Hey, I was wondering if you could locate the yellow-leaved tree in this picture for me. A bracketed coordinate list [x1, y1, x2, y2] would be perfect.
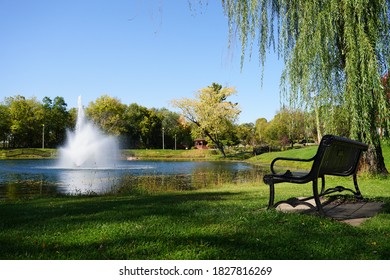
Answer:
[172, 83, 240, 157]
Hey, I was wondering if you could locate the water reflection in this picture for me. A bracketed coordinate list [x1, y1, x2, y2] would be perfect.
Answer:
[58, 169, 120, 194]
[0, 159, 264, 199]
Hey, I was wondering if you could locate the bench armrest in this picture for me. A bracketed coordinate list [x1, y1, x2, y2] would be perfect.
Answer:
[270, 156, 316, 174]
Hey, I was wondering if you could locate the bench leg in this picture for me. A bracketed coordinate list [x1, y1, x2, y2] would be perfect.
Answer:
[353, 173, 363, 199]
[312, 179, 325, 215]
[320, 176, 325, 195]
[268, 182, 275, 209]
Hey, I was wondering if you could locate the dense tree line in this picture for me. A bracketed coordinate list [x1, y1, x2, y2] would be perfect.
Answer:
[0, 93, 284, 150]
[1, 92, 385, 153]
[0, 95, 195, 150]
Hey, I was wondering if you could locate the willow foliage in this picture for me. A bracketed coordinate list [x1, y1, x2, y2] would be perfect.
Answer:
[222, 0, 390, 173]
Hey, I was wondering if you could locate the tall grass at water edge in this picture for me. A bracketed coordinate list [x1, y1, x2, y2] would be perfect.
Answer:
[115, 169, 264, 195]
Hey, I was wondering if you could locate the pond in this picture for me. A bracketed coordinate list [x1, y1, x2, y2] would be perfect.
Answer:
[0, 159, 264, 199]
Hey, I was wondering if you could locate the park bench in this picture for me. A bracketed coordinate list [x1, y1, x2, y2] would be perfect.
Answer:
[263, 134, 368, 215]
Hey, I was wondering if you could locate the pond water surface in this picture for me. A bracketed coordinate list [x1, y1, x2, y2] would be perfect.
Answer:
[0, 159, 264, 199]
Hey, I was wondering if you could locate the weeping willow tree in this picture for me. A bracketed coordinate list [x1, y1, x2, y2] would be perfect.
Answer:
[221, 0, 390, 174]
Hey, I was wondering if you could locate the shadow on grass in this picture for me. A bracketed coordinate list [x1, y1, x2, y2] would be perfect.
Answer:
[1, 192, 390, 260]
[0, 192, 236, 227]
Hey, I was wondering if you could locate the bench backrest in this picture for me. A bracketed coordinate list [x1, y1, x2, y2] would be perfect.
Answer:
[311, 135, 368, 177]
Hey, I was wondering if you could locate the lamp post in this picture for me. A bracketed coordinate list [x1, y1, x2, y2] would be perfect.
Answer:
[42, 124, 45, 149]
[162, 127, 165, 150]
[174, 134, 177, 150]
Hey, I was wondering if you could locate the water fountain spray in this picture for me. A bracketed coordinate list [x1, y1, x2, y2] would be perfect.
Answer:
[57, 96, 119, 168]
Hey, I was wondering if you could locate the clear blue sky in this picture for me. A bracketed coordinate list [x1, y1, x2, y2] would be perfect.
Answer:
[0, 0, 284, 124]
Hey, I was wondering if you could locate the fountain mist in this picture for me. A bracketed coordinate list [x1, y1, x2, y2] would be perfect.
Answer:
[58, 96, 119, 168]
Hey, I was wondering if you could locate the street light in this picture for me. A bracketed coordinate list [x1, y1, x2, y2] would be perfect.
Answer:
[42, 124, 45, 149]
[162, 127, 165, 150]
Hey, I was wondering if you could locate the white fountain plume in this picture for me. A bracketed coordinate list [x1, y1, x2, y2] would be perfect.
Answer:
[58, 96, 119, 168]
[75, 95, 85, 133]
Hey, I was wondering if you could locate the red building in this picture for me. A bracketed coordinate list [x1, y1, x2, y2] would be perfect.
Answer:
[194, 139, 208, 149]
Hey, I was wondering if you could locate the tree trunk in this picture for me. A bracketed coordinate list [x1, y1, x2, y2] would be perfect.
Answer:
[314, 98, 322, 143]
[360, 96, 389, 175]
[216, 144, 226, 158]
[362, 136, 388, 175]
[204, 131, 226, 158]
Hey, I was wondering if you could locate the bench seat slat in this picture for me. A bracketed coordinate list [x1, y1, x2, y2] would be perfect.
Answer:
[264, 171, 311, 184]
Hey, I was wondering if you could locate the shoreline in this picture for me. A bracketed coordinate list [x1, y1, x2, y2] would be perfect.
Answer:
[0, 148, 250, 161]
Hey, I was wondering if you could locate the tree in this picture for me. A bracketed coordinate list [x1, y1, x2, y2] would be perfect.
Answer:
[6, 96, 44, 148]
[124, 103, 147, 148]
[0, 104, 11, 147]
[263, 111, 289, 148]
[222, 0, 390, 174]
[155, 108, 193, 149]
[123, 103, 162, 149]
[139, 108, 162, 148]
[314, 103, 350, 141]
[42, 96, 70, 147]
[254, 118, 268, 145]
[172, 82, 240, 157]
[236, 122, 255, 146]
[263, 108, 306, 148]
[86, 95, 127, 136]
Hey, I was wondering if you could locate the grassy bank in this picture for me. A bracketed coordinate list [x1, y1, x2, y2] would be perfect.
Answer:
[248, 141, 390, 171]
[0, 148, 220, 160]
[122, 149, 220, 161]
[2, 140, 389, 163]
[248, 146, 318, 170]
[0, 148, 57, 159]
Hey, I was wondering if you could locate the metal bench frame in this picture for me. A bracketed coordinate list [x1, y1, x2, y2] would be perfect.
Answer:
[263, 135, 368, 215]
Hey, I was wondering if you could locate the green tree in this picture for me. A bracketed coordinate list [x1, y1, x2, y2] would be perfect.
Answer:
[172, 82, 240, 157]
[263, 108, 306, 148]
[264, 111, 289, 148]
[236, 122, 255, 146]
[86, 95, 127, 136]
[67, 107, 78, 131]
[6, 96, 43, 148]
[123, 103, 162, 149]
[124, 103, 147, 148]
[139, 108, 162, 148]
[254, 118, 268, 145]
[222, 0, 390, 174]
[315, 103, 350, 141]
[156, 108, 192, 149]
[42, 96, 70, 147]
[0, 104, 11, 147]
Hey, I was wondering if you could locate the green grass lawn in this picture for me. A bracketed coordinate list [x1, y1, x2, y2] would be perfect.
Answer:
[1, 176, 389, 260]
[0, 142, 389, 260]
